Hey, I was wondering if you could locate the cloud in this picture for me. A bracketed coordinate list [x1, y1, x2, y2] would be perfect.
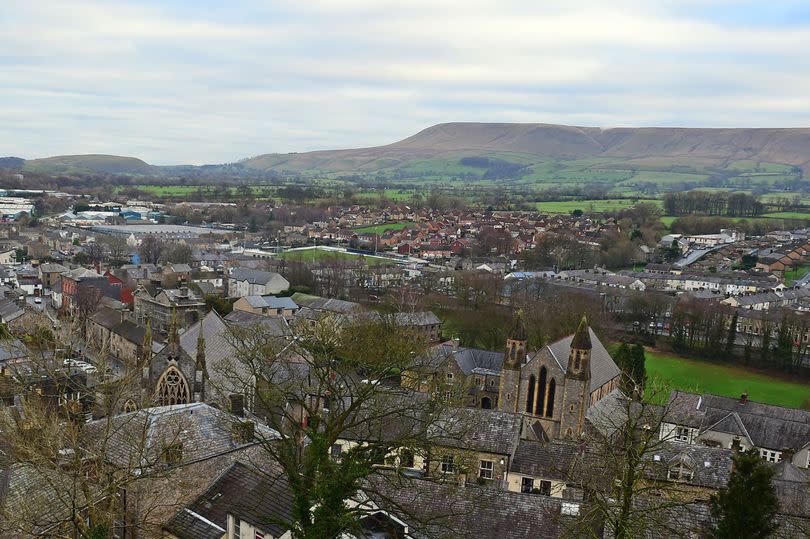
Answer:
[0, 0, 809, 164]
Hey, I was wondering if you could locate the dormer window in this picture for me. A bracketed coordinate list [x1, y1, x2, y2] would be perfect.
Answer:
[668, 461, 693, 482]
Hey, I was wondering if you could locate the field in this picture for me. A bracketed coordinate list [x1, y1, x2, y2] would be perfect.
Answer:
[354, 222, 416, 234]
[278, 247, 394, 265]
[644, 350, 810, 408]
[536, 198, 662, 214]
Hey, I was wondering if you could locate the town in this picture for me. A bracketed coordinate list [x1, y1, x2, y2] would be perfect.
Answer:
[0, 177, 805, 538]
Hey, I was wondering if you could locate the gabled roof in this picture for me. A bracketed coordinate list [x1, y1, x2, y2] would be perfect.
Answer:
[540, 328, 620, 393]
[164, 461, 293, 539]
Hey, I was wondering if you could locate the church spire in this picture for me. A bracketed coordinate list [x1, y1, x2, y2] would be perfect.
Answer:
[193, 317, 207, 403]
[168, 307, 180, 358]
[567, 315, 591, 380]
[571, 315, 592, 351]
[504, 310, 528, 369]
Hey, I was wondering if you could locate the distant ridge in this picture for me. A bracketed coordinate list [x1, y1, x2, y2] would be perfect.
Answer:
[242, 122, 810, 173]
[12, 123, 810, 176]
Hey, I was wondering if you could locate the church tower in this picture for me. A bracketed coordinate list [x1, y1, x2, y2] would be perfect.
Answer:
[498, 312, 527, 413]
[193, 325, 207, 403]
[560, 316, 592, 438]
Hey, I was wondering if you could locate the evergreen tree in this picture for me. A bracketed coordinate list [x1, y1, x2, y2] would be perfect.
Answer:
[724, 311, 738, 359]
[630, 344, 646, 390]
[710, 449, 779, 539]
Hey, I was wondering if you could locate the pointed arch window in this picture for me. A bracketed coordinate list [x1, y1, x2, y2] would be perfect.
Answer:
[535, 367, 547, 416]
[545, 378, 556, 417]
[574, 351, 581, 370]
[155, 366, 190, 406]
[526, 375, 536, 413]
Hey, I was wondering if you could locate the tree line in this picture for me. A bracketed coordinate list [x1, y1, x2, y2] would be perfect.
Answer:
[663, 191, 764, 217]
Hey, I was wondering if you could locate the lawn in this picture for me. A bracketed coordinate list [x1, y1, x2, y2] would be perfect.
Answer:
[784, 264, 810, 287]
[644, 349, 810, 408]
[279, 247, 394, 265]
[354, 222, 416, 234]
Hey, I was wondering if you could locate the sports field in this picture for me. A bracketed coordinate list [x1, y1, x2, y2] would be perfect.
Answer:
[354, 222, 415, 234]
[279, 247, 394, 265]
[645, 350, 810, 408]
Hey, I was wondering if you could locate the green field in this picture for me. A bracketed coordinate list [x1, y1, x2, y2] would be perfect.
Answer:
[354, 222, 416, 234]
[761, 211, 810, 220]
[645, 350, 810, 408]
[536, 199, 662, 214]
[279, 247, 394, 265]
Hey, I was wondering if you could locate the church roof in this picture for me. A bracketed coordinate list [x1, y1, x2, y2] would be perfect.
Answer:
[542, 328, 620, 394]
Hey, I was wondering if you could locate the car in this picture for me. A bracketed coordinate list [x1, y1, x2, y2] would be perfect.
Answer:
[34, 297, 42, 304]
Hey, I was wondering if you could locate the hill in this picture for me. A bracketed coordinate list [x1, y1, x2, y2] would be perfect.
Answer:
[242, 123, 810, 174]
[24, 154, 159, 175]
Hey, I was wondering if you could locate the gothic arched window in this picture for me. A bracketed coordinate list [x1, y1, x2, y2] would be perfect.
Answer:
[574, 351, 581, 370]
[526, 375, 536, 413]
[155, 366, 190, 406]
[535, 367, 547, 416]
[545, 378, 556, 418]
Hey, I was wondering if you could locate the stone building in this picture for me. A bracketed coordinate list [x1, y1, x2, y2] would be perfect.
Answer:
[133, 285, 205, 333]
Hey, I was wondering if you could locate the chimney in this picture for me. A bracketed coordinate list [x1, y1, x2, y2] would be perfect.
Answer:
[229, 393, 245, 417]
[739, 392, 748, 405]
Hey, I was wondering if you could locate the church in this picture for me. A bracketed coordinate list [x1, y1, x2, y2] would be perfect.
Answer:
[497, 315, 621, 440]
[413, 314, 622, 441]
[124, 309, 255, 413]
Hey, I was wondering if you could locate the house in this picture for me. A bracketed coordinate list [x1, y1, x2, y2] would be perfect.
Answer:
[133, 285, 206, 333]
[37, 262, 68, 290]
[659, 391, 810, 469]
[232, 295, 299, 318]
[227, 267, 289, 298]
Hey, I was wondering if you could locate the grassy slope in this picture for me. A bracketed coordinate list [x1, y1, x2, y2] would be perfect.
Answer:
[645, 349, 810, 408]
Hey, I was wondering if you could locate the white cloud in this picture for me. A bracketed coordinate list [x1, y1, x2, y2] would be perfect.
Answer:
[0, 0, 809, 164]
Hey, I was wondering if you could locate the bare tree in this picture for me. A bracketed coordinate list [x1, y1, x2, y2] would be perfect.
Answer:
[138, 235, 164, 264]
[214, 315, 469, 538]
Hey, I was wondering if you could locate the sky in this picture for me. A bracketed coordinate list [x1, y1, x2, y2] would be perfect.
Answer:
[2, 0, 810, 165]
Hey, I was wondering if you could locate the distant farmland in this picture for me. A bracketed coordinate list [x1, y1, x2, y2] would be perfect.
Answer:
[536, 199, 662, 214]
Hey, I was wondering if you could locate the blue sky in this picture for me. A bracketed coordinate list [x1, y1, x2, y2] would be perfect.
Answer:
[1, 0, 810, 165]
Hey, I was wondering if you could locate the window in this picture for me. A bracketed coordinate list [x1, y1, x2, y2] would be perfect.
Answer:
[759, 449, 781, 463]
[330, 444, 342, 459]
[545, 378, 556, 417]
[479, 460, 494, 480]
[537, 479, 552, 496]
[674, 426, 692, 443]
[521, 477, 534, 493]
[440, 455, 455, 474]
[445, 372, 454, 381]
[668, 462, 693, 482]
[155, 366, 190, 406]
[255, 532, 265, 539]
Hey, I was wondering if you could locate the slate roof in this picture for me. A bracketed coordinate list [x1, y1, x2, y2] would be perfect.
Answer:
[0, 298, 24, 323]
[164, 461, 293, 539]
[229, 267, 288, 288]
[365, 474, 578, 539]
[243, 295, 298, 310]
[290, 292, 363, 314]
[540, 327, 621, 394]
[645, 444, 734, 490]
[224, 310, 292, 337]
[510, 440, 585, 482]
[666, 391, 810, 451]
[429, 408, 522, 456]
[88, 403, 279, 472]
